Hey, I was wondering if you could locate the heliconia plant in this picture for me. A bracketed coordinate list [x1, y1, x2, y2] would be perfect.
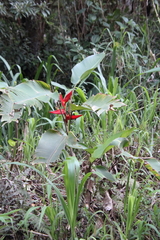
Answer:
[1, 53, 160, 239]
[35, 53, 131, 163]
[49, 90, 82, 126]
[33, 53, 133, 238]
[33, 53, 160, 179]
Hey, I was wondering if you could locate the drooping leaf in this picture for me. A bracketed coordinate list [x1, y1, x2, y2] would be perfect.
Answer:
[109, 137, 129, 149]
[90, 128, 135, 162]
[144, 158, 160, 173]
[82, 93, 126, 116]
[34, 130, 67, 163]
[144, 158, 160, 180]
[0, 80, 59, 122]
[51, 81, 68, 91]
[0, 94, 23, 122]
[9, 80, 57, 105]
[102, 137, 129, 154]
[71, 53, 105, 85]
[121, 150, 160, 180]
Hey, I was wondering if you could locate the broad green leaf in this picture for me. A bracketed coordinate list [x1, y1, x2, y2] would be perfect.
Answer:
[67, 131, 88, 149]
[9, 80, 57, 105]
[144, 158, 160, 173]
[90, 128, 135, 162]
[103, 137, 129, 153]
[83, 93, 126, 116]
[34, 130, 67, 163]
[109, 137, 129, 148]
[94, 166, 115, 181]
[70, 103, 91, 111]
[0, 82, 8, 89]
[71, 53, 105, 85]
[144, 158, 160, 180]
[63, 156, 80, 229]
[0, 80, 59, 122]
[0, 94, 23, 122]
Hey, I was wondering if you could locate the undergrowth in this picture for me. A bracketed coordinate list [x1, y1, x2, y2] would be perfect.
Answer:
[0, 16, 160, 240]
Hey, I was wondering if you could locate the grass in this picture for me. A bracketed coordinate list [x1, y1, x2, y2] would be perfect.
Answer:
[0, 21, 160, 240]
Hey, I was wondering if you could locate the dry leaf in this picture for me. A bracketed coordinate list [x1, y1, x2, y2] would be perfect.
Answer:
[103, 191, 113, 212]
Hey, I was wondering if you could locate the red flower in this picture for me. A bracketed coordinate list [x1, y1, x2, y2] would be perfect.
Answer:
[59, 90, 73, 107]
[50, 109, 82, 122]
[50, 91, 82, 124]
[49, 109, 66, 114]
[66, 114, 82, 121]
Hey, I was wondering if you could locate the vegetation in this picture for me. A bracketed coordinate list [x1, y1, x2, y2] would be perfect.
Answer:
[0, 0, 160, 240]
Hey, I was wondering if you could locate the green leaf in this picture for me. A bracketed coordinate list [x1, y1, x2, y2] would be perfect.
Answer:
[9, 80, 58, 105]
[146, 224, 160, 237]
[144, 158, 160, 180]
[70, 103, 91, 111]
[4, 162, 70, 230]
[0, 80, 59, 122]
[83, 93, 126, 116]
[8, 139, 16, 147]
[51, 81, 68, 90]
[109, 137, 129, 149]
[63, 156, 92, 234]
[75, 87, 86, 102]
[0, 94, 23, 122]
[94, 166, 115, 181]
[37, 80, 51, 90]
[71, 53, 105, 85]
[144, 158, 160, 173]
[0, 209, 21, 217]
[34, 130, 67, 163]
[140, 67, 160, 75]
[121, 151, 160, 180]
[0, 82, 8, 89]
[90, 128, 135, 162]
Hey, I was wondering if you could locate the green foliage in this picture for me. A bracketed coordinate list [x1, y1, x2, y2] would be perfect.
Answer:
[0, 209, 21, 227]
[0, 79, 58, 122]
[63, 156, 92, 239]
[35, 130, 67, 163]
[71, 53, 105, 85]
[0, 6, 160, 237]
[89, 128, 134, 163]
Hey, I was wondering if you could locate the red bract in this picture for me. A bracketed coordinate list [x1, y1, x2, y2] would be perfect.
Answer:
[50, 90, 82, 124]
[66, 114, 82, 121]
[49, 109, 66, 114]
[59, 90, 72, 107]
